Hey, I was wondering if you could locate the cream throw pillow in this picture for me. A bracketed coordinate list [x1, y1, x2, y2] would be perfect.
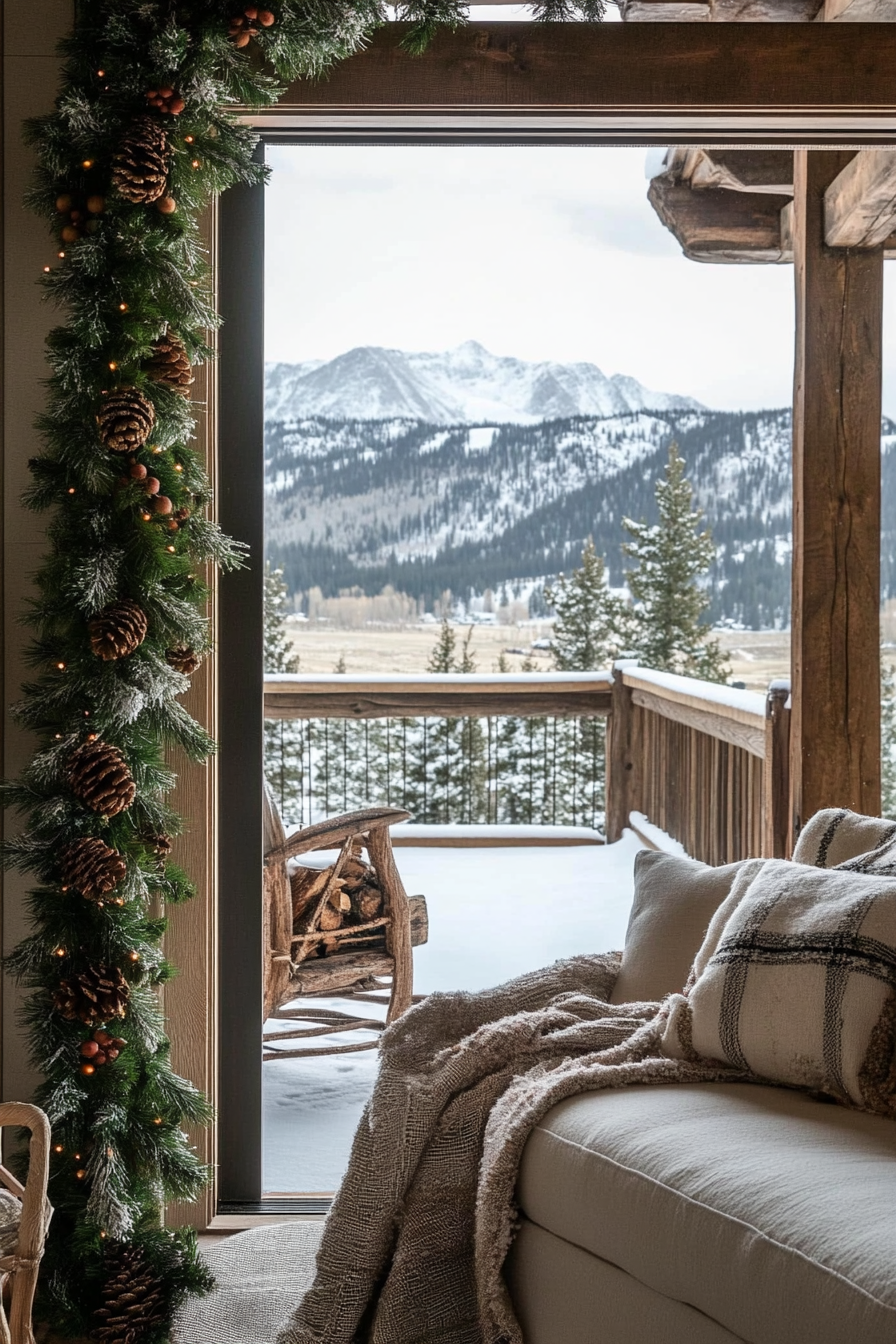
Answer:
[660, 859, 896, 1116]
[792, 808, 896, 870]
[609, 851, 747, 1005]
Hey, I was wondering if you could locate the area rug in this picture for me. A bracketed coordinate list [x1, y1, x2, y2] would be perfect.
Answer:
[172, 1222, 324, 1344]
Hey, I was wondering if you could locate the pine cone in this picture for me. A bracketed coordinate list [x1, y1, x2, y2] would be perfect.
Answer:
[89, 600, 149, 661]
[67, 740, 136, 818]
[53, 963, 130, 1025]
[97, 387, 155, 454]
[92, 1243, 167, 1344]
[142, 831, 173, 859]
[146, 329, 194, 397]
[111, 115, 170, 205]
[59, 837, 127, 900]
[165, 645, 201, 675]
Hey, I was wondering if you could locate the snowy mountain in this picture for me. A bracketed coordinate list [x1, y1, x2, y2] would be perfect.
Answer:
[265, 408, 896, 629]
[264, 341, 704, 425]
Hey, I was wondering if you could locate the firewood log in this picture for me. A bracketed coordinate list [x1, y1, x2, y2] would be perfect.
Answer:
[291, 866, 331, 924]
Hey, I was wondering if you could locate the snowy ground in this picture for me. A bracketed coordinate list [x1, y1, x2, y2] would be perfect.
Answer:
[263, 830, 643, 1193]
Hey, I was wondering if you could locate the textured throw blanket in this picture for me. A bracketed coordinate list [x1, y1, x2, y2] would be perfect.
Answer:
[277, 952, 744, 1344]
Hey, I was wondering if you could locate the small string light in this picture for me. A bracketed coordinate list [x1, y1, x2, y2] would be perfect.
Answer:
[76, 1168, 86, 1179]
[141, 511, 152, 521]
[97, 70, 105, 77]
[56, 661, 66, 670]
[53, 1144, 64, 1154]
[191, 159, 201, 169]
[74, 1153, 81, 1161]
[153, 1117, 163, 1126]
[43, 265, 51, 273]
[83, 709, 91, 717]
[184, 135, 194, 144]
[128, 951, 140, 962]
[82, 159, 93, 169]
[58, 251, 66, 259]
[118, 302, 128, 312]
[53, 946, 66, 957]
[173, 463, 183, 472]
[67, 486, 76, 494]
[108, 361, 117, 371]
[55, 734, 63, 741]
[152, 445, 163, 454]
[87, 732, 99, 742]
[166, 544, 176, 553]
[99, 1230, 106, 1239]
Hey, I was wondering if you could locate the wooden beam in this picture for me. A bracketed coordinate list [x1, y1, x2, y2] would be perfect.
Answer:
[647, 176, 791, 261]
[678, 148, 794, 194]
[790, 150, 882, 837]
[261, 24, 896, 142]
[825, 148, 896, 247]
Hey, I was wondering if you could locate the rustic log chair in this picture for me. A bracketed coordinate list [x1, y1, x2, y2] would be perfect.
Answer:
[0, 1103, 52, 1344]
[262, 787, 428, 1060]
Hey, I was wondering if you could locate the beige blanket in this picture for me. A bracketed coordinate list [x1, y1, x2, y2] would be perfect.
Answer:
[277, 953, 744, 1344]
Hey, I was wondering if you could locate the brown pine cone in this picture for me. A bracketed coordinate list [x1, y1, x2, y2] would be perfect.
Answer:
[165, 645, 201, 675]
[89, 600, 149, 661]
[59, 837, 127, 900]
[67, 740, 136, 818]
[146, 329, 194, 396]
[92, 1243, 167, 1344]
[53, 963, 130, 1025]
[97, 387, 155, 454]
[141, 831, 173, 861]
[111, 115, 170, 205]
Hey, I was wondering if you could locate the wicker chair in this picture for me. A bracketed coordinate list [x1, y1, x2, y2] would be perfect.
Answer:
[0, 1103, 52, 1344]
[262, 788, 427, 1060]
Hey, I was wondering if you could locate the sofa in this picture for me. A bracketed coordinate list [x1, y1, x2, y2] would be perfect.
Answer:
[505, 809, 896, 1344]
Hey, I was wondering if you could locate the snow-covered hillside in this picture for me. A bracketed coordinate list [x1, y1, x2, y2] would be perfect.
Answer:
[265, 340, 704, 425]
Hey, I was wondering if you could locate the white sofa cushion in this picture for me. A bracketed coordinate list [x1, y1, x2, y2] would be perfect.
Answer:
[609, 851, 748, 1005]
[515, 1081, 896, 1344]
[660, 859, 896, 1114]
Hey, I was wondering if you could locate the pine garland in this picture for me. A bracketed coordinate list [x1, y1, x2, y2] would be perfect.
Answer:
[3, 1, 603, 1338]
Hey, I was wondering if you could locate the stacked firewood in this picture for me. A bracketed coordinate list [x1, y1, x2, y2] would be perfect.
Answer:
[290, 842, 386, 959]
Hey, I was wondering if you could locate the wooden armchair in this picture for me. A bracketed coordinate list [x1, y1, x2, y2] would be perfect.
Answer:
[0, 1103, 52, 1344]
[262, 789, 428, 1059]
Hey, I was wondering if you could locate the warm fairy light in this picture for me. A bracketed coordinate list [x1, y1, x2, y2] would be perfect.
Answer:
[191, 159, 201, 169]
[43, 265, 51, 273]
[108, 361, 117, 371]
[56, 661, 66, 670]
[54, 946, 66, 957]
[53, 1144, 64, 1154]
[184, 135, 194, 143]
[99, 1230, 106, 1238]
[141, 511, 152, 521]
[55, 734, 63, 741]
[58, 251, 66, 259]
[83, 709, 91, 716]
[97, 70, 105, 77]
[128, 951, 140, 961]
[87, 732, 99, 741]
[76, 1168, 86, 1178]
[119, 303, 128, 311]
[68, 486, 76, 494]
[153, 1117, 163, 1125]
[166, 544, 176, 553]
[174, 463, 183, 472]
[74, 1153, 81, 1160]
[153, 446, 163, 454]
[80, 1065, 95, 1077]
[82, 160, 93, 169]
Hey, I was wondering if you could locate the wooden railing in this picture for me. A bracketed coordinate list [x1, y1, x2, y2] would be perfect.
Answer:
[264, 666, 792, 862]
[605, 663, 791, 863]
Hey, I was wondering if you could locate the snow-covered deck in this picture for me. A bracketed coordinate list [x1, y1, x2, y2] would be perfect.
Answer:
[263, 830, 643, 1194]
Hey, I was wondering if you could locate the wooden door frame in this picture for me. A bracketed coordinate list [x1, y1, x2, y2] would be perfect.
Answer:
[171, 22, 896, 1223]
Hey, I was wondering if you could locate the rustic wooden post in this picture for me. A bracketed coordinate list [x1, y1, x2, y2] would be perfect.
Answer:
[606, 661, 640, 842]
[790, 150, 883, 839]
[763, 679, 792, 859]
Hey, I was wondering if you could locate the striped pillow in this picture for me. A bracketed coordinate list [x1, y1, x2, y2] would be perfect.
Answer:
[660, 858, 896, 1116]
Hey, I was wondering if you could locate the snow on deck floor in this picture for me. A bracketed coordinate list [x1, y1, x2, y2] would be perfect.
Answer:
[262, 829, 643, 1194]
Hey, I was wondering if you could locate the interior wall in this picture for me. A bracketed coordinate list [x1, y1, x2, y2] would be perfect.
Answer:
[1, 0, 73, 1105]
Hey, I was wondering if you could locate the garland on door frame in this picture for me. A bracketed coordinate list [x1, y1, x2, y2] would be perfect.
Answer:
[3, 1, 603, 1338]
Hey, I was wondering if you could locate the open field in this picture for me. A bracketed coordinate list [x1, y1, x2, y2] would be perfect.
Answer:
[285, 621, 792, 691]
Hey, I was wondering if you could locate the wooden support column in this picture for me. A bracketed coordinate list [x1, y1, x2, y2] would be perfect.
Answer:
[790, 150, 883, 838]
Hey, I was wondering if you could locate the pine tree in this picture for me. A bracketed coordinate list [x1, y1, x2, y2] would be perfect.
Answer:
[623, 443, 730, 683]
[263, 564, 305, 828]
[881, 652, 896, 819]
[544, 538, 627, 672]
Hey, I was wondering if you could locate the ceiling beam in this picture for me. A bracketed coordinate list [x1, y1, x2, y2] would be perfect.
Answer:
[647, 176, 792, 260]
[259, 24, 896, 142]
[819, 0, 896, 18]
[669, 147, 794, 193]
[824, 148, 896, 246]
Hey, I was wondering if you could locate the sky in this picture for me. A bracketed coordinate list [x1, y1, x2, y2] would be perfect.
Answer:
[264, 138, 896, 417]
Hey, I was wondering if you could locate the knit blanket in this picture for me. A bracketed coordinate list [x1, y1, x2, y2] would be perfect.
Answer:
[277, 952, 744, 1344]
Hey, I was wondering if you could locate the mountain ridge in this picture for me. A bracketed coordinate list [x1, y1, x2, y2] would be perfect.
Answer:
[265, 340, 705, 426]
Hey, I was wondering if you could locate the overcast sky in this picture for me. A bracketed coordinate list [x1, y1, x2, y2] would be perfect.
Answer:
[265, 141, 896, 416]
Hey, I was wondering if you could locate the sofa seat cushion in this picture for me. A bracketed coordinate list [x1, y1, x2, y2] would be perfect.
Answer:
[515, 1082, 896, 1344]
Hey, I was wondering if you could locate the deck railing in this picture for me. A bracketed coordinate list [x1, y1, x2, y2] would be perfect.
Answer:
[264, 665, 792, 861]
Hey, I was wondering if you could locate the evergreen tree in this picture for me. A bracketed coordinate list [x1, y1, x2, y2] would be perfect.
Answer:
[623, 443, 730, 683]
[263, 564, 305, 828]
[881, 652, 896, 819]
[544, 537, 627, 671]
